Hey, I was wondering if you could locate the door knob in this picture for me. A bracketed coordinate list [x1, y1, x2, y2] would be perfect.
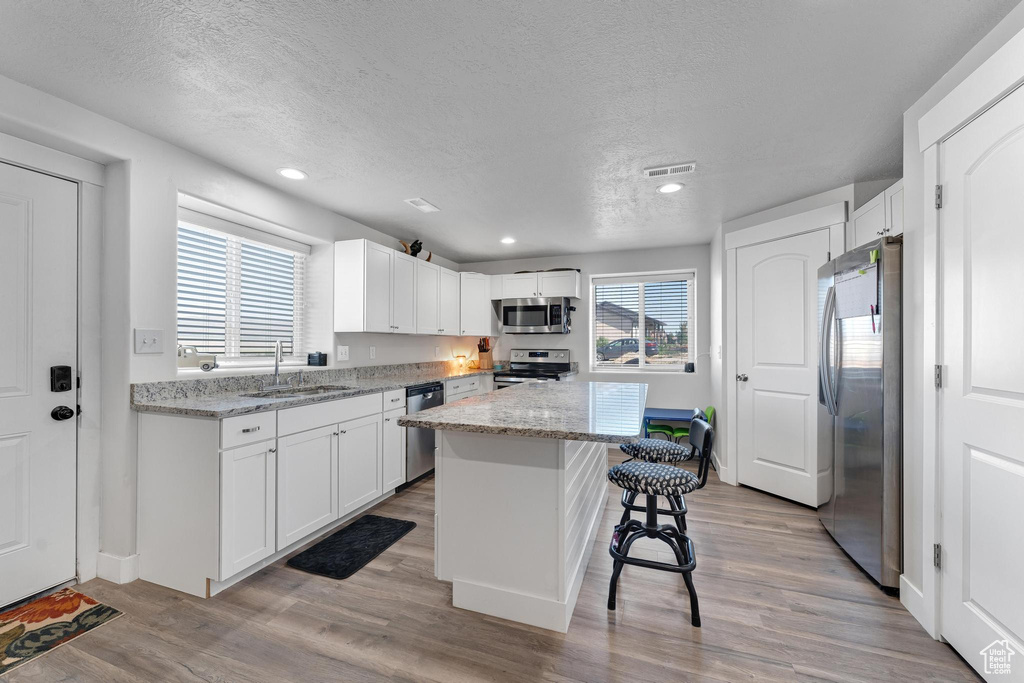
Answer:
[51, 405, 76, 421]
[736, 374, 748, 382]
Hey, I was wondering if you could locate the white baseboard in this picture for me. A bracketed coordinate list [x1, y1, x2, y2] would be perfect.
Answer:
[711, 449, 734, 485]
[899, 574, 938, 638]
[453, 578, 572, 633]
[96, 551, 140, 584]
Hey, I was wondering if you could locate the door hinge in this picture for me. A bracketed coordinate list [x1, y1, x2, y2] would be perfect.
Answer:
[935, 184, 943, 210]
[934, 364, 943, 389]
[933, 543, 942, 569]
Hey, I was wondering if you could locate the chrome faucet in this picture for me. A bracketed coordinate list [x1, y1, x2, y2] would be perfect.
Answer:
[259, 340, 294, 392]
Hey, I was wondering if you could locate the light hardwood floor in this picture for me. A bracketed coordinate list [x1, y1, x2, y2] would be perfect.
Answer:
[8, 451, 976, 682]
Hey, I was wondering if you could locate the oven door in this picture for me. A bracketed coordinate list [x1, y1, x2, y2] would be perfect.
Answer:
[501, 298, 554, 334]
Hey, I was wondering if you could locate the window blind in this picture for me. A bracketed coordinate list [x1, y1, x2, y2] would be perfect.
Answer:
[592, 272, 693, 370]
[177, 221, 306, 361]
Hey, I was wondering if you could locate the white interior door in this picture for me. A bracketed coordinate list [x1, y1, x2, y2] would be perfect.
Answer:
[938, 83, 1024, 679]
[0, 162, 78, 607]
[736, 229, 830, 506]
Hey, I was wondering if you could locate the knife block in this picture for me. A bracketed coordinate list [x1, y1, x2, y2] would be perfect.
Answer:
[478, 350, 493, 369]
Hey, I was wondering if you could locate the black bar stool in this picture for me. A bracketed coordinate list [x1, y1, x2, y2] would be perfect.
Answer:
[606, 418, 715, 627]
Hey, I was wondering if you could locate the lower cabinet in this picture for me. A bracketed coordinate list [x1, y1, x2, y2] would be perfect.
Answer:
[220, 440, 277, 579]
[276, 425, 338, 550]
[339, 413, 384, 514]
[383, 407, 407, 491]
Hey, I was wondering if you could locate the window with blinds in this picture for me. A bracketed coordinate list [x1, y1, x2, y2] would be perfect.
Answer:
[592, 272, 693, 370]
[177, 220, 307, 364]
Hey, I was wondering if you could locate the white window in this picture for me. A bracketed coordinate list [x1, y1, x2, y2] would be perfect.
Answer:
[591, 271, 694, 371]
[176, 208, 309, 369]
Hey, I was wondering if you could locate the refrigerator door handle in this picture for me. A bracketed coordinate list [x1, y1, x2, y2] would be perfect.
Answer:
[829, 289, 841, 415]
[820, 285, 838, 416]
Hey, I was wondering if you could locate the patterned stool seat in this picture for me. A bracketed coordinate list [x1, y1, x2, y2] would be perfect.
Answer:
[608, 461, 700, 497]
[619, 438, 691, 463]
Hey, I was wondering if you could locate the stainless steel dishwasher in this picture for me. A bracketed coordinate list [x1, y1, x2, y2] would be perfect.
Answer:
[405, 382, 444, 482]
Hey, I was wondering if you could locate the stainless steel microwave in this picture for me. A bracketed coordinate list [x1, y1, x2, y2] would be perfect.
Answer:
[500, 298, 573, 334]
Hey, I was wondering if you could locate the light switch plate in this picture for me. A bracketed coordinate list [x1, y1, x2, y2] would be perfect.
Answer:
[134, 328, 164, 354]
[336, 345, 350, 361]
[369, 345, 376, 360]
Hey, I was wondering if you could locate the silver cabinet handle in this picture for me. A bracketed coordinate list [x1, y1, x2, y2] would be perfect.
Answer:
[736, 374, 748, 382]
[385, 418, 391, 422]
[390, 397, 402, 403]
[339, 429, 347, 434]
[269, 447, 277, 453]
[241, 426, 260, 433]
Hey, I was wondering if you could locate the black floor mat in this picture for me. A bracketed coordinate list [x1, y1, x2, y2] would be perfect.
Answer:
[286, 515, 416, 580]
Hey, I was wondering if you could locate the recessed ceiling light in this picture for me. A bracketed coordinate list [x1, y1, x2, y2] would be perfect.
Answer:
[657, 182, 684, 194]
[404, 198, 441, 213]
[501, 237, 516, 244]
[276, 167, 307, 180]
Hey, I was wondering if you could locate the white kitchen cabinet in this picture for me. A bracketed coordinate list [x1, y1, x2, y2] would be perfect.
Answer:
[438, 267, 460, 335]
[339, 413, 384, 514]
[335, 239, 416, 334]
[538, 271, 581, 298]
[459, 272, 497, 336]
[383, 407, 406, 491]
[220, 440, 277, 579]
[275, 425, 338, 550]
[851, 179, 903, 248]
[501, 272, 540, 298]
[415, 260, 440, 335]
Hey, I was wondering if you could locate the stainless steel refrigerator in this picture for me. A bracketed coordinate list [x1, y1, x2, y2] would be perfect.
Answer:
[817, 237, 902, 590]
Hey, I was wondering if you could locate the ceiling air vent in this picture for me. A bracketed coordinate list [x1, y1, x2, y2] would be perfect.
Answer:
[404, 197, 441, 213]
[643, 162, 696, 179]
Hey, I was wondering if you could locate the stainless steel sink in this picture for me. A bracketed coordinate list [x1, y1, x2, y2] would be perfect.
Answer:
[242, 385, 357, 399]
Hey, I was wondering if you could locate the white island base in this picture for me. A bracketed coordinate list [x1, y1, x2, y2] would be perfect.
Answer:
[434, 431, 609, 632]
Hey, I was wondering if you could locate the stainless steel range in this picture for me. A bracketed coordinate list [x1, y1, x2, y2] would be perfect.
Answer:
[493, 348, 572, 389]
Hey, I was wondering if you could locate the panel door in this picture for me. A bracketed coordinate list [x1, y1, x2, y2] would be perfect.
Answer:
[938, 83, 1024, 679]
[416, 260, 440, 335]
[538, 271, 579, 298]
[220, 440, 276, 579]
[459, 272, 490, 336]
[365, 241, 393, 333]
[382, 408, 407, 491]
[392, 251, 417, 334]
[852, 193, 885, 249]
[438, 267, 461, 335]
[339, 413, 383, 514]
[501, 273, 538, 299]
[276, 425, 338, 550]
[0, 162, 78, 607]
[736, 229, 831, 506]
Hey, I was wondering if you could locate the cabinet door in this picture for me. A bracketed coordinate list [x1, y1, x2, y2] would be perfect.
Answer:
[460, 272, 492, 336]
[501, 273, 538, 299]
[537, 271, 579, 298]
[438, 267, 460, 335]
[276, 425, 338, 550]
[220, 441, 276, 579]
[339, 413, 383, 514]
[416, 260, 440, 334]
[383, 408, 406, 491]
[851, 192, 885, 249]
[365, 242, 394, 333]
[884, 179, 904, 237]
[392, 251, 417, 334]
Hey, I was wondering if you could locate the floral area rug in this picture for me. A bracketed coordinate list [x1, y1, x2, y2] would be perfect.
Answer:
[0, 587, 121, 675]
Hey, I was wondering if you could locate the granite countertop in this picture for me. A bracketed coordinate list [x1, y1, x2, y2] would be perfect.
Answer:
[131, 366, 495, 419]
[397, 380, 648, 444]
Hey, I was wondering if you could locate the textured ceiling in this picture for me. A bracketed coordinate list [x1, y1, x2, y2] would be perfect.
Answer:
[0, 1, 1016, 261]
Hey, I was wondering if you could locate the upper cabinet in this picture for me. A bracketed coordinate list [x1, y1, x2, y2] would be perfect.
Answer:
[495, 271, 581, 300]
[460, 272, 498, 336]
[851, 179, 903, 249]
[415, 260, 440, 335]
[335, 239, 415, 334]
[438, 268, 460, 335]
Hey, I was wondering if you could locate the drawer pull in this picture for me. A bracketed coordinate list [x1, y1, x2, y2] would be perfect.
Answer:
[339, 429, 347, 434]
[241, 426, 261, 433]
[390, 397, 402, 403]
[269, 447, 277, 453]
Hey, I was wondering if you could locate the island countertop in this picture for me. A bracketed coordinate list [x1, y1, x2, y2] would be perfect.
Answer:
[397, 380, 648, 443]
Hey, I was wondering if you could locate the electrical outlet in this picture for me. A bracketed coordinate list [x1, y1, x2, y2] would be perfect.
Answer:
[369, 345, 376, 360]
[336, 345, 349, 361]
[435, 346, 440, 358]
[134, 328, 164, 354]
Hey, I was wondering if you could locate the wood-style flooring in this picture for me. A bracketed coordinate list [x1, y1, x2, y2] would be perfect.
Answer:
[7, 452, 976, 682]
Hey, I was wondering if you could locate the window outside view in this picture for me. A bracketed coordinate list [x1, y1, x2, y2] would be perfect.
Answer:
[593, 276, 690, 369]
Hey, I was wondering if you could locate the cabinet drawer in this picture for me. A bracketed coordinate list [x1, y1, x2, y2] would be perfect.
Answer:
[446, 376, 480, 397]
[221, 411, 277, 450]
[278, 392, 383, 436]
[383, 389, 406, 410]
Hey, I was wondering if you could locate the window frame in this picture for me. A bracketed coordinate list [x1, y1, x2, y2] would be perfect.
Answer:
[175, 206, 312, 374]
[589, 269, 696, 373]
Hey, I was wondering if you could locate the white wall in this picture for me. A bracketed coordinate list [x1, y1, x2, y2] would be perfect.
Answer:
[709, 226, 726, 469]
[900, 0, 1024, 635]
[462, 245, 712, 409]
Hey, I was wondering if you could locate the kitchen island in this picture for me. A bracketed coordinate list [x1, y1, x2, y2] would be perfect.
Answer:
[398, 380, 648, 632]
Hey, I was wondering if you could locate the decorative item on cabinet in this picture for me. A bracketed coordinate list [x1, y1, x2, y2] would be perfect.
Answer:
[399, 239, 433, 262]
